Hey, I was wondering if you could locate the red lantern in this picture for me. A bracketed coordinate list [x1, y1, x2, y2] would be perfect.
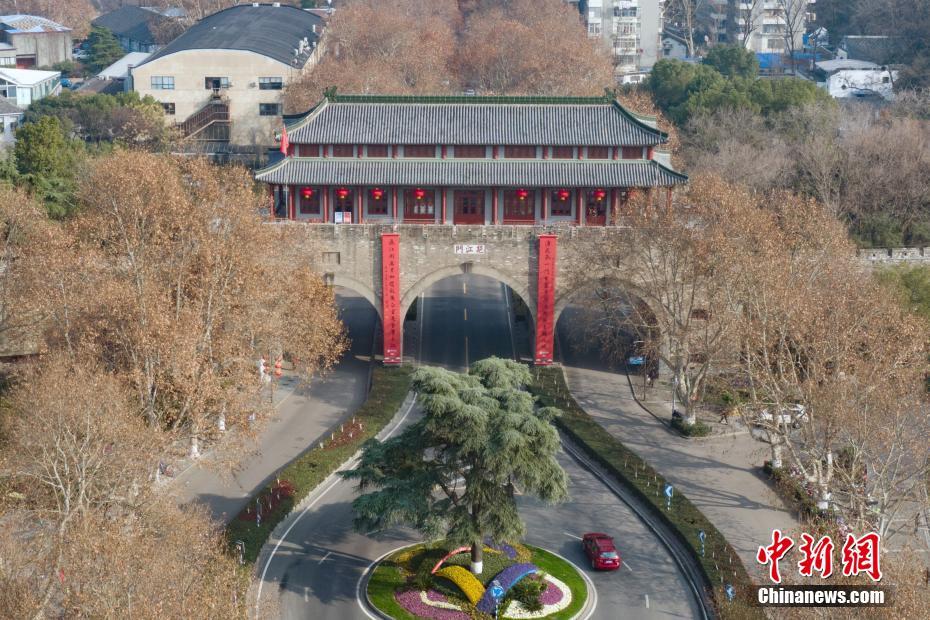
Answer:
[371, 187, 384, 200]
[593, 188, 607, 202]
[414, 188, 426, 200]
[301, 187, 314, 199]
[336, 187, 350, 200]
[556, 189, 570, 202]
[516, 188, 529, 201]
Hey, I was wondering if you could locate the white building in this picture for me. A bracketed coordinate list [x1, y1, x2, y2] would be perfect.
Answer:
[130, 3, 323, 147]
[0, 67, 60, 108]
[581, 1, 664, 79]
[708, 0, 813, 54]
[815, 59, 897, 101]
[0, 98, 21, 148]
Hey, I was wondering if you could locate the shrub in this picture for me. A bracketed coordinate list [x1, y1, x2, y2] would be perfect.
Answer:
[672, 416, 713, 437]
[509, 575, 546, 612]
[763, 460, 818, 519]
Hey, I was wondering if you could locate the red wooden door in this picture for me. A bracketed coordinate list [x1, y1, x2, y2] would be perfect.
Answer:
[454, 190, 485, 224]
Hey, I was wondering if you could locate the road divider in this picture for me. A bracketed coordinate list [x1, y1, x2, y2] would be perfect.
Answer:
[531, 367, 763, 620]
[226, 365, 413, 564]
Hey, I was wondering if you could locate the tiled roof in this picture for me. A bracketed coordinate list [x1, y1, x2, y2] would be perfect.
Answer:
[254, 158, 687, 188]
[92, 6, 168, 46]
[0, 14, 70, 33]
[138, 4, 322, 68]
[285, 96, 667, 147]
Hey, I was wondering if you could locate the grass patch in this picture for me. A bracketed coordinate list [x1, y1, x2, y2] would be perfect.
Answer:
[226, 365, 413, 564]
[367, 542, 587, 620]
[530, 367, 763, 620]
[671, 416, 713, 437]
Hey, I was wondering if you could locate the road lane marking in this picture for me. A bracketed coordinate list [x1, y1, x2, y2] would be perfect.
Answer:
[318, 551, 332, 564]
[564, 532, 582, 540]
[463, 281, 467, 295]
[464, 308, 467, 321]
[304, 586, 309, 603]
[255, 394, 418, 617]
[623, 560, 633, 573]
[645, 594, 650, 609]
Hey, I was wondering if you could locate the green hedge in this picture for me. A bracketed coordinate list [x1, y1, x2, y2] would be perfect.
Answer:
[671, 416, 713, 437]
[763, 460, 819, 520]
[530, 367, 763, 620]
[226, 366, 413, 564]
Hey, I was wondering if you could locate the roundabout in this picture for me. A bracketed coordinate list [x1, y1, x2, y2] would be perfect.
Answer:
[363, 542, 591, 620]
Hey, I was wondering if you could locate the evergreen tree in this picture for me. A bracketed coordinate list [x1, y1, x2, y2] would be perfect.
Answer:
[86, 26, 125, 74]
[13, 116, 80, 217]
[344, 358, 568, 575]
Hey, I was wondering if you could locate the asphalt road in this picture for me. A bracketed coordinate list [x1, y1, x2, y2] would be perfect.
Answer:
[255, 275, 702, 619]
[173, 289, 377, 522]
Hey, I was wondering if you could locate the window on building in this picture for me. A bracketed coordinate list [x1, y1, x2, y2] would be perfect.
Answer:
[551, 146, 574, 159]
[550, 189, 573, 217]
[259, 103, 282, 116]
[151, 76, 174, 90]
[504, 145, 536, 159]
[587, 146, 609, 159]
[621, 146, 643, 159]
[258, 77, 283, 90]
[298, 187, 321, 216]
[298, 144, 320, 157]
[205, 76, 231, 90]
[503, 189, 535, 222]
[403, 144, 435, 158]
[366, 145, 389, 157]
[0, 57, 13, 67]
[454, 145, 486, 158]
[587, 22, 601, 37]
[367, 187, 389, 215]
[767, 38, 785, 50]
[332, 144, 355, 157]
[161, 102, 175, 115]
[404, 188, 436, 220]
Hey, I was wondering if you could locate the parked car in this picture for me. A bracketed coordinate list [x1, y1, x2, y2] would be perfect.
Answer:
[756, 404, 807, 428]
[582, 532, 621, 571]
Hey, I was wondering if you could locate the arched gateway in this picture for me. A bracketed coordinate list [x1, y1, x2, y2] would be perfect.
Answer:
[255, 94, 687, 364]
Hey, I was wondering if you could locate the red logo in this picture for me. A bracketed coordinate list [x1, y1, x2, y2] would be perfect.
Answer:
[841, 533, 882, 582]
[757, 529, 794, 584]
[798, 533, 834, 579]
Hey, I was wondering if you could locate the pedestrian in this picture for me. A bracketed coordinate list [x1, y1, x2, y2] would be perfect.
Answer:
[719, 406, 730, 425]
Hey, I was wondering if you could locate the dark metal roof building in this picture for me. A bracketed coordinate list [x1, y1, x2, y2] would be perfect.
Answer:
[92, 6, 168, 50]
[138, 3, 322, 68]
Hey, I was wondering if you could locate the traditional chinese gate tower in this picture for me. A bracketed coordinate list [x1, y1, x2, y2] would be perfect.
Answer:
[255, 94, 687, 364]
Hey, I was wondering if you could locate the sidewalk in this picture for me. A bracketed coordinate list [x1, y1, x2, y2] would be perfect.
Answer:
[562, 365, 798, 581]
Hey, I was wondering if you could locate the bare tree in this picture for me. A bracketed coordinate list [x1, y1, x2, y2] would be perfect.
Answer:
[776, 0, 808, 74]
[673, 0, 706, 58]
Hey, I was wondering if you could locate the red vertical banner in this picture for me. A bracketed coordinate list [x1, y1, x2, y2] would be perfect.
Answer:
[535, 234, 557, 366]
[381, 233, 402, 364]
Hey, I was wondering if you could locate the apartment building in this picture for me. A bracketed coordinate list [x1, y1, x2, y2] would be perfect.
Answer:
[708, 0, 813, 54]
[580, 1, 664, 81]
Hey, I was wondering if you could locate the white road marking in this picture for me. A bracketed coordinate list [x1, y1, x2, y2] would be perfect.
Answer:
[645, 594, 650, 609]
[623, 560, 633, 573]
[463, 281, 467, 295]
[464, 308, 468, 321]
[564, 532, 582, 540]
[318, 551, 332, 564]
[304, 586, 309, 603]
[254, 394, 418, 617]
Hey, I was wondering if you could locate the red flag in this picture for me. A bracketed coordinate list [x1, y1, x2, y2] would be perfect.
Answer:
[280, 125, 290, 156]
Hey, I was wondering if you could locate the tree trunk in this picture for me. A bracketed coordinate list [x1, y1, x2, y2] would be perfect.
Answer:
[470, 542, 483, 575]
[770, 439, 784, 469]
[189, 434, 200, 459]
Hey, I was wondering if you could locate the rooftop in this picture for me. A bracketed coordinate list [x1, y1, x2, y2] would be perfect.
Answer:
[138, 3, 322, 69]
[98, 52, 152, 80]
[254, 157, 687, 188]
[816, 59, 881, 73]
[0, 14, 71, 34]
[0, 98, 21, 115]
[284, 94, 667, 147]
[92, 6, 171, 46]
[0, 67, 60, 86]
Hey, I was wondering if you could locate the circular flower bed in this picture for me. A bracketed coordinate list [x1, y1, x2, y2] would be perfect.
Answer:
[367, 542, 587, 620]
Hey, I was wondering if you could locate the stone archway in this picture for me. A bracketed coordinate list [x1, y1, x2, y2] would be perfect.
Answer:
[326, 273, 383, 320]
[400, 263, 536, 324]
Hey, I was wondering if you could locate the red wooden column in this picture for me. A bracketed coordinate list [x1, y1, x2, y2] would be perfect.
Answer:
[288, 186, 295, 220]
[441, 188, 447, 224]
[534, 234, 557, 366]
[542, 188, 549, 224]
[576, 190, 584, 226]
[323, 185, 330, 222]
[357, 187, 364, 224]
[381, 233, 402, 364]
[392, 187, 399, 222]
[491, 188, 498, 225]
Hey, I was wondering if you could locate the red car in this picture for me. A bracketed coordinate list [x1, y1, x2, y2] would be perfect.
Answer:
[582, 532, 621, 571]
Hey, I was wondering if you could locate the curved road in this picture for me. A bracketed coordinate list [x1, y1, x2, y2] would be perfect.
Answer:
[255, 274, 702, 619]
